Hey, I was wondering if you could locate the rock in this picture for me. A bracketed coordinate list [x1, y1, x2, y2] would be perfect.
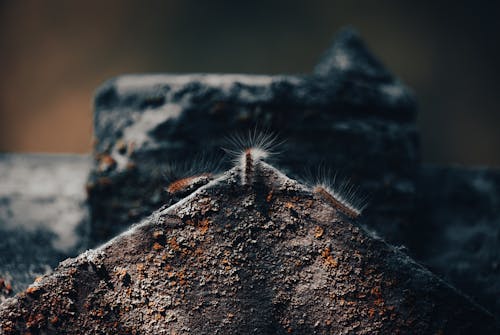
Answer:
[314, 27, 393, 81]
[1, 163, 497, 334]
[0, 154, 91, 298]
[410, 165, 500, 317]
[88, 27, 418, 246]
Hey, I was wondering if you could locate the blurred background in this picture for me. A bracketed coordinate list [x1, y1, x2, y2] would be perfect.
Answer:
[0, 0, 499, 166]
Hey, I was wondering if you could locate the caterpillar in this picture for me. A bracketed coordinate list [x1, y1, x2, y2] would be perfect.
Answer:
[164, 153, 223, 196]
[304, 166, 367, 219]
[224, 129, 282, 185]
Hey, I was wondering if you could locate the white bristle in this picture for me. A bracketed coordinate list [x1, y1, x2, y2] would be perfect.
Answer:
[223, 129, 283, 185]
[304, 166, 368, 218]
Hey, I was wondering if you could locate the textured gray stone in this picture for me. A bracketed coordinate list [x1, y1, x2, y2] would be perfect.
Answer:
[1, 27, 499, 332]
[88, 28, 418, 246]
[1, 163, 497, 334]
[410, 165, 500, 317]
[0, 154, 91, 299]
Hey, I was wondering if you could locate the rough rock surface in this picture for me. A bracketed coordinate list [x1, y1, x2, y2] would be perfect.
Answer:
[0, 154, 91, 299]
[88, 28, 418, 246]
[1, 27, 499, 331]
[1, 163, 497, 334]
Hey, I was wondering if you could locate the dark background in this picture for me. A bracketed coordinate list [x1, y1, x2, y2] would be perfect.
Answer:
[1, 0, 499, 166]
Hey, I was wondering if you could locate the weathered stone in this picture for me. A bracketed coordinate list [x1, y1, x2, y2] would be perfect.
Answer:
[1, 163, 497, 334]
[1, 27, 499, 332]
[410, 165, 500, 317]
[0, 154, 91, 298]
[88, 28, 418, 246]
[314, 28, 393, 81]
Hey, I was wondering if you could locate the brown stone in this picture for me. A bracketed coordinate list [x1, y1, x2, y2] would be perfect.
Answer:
[0, 163, 497, 334]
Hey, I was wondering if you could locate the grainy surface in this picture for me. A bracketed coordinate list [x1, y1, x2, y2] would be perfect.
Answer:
[0, 163, 497, 334]
[88, 28, 418, 246]
[411, 165, 500, 317]
[0, 154, 90, 299]
[1, 27, 499, 333]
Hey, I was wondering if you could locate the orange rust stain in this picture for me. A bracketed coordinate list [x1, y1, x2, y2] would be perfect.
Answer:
[178, 270, 187, 286]
[26, 313, 44, 329]
[370, 286, 385, 307]
[169, 237, 180, 251]
[285, 202, 294, 209]
[194, 248, 203, 256]
[374, 297, 385, 307]
[25, 286, 39, 295]
[314, 226, 324, 238]
[116, 268, 128, 279]
[198, 218, 211, 235]
[153, 242, 163, 251]
[321, 247, 338, 267]
[97, 154, 116, 172]
[371, 286, 381, 296]
[266, 189, 274, 202]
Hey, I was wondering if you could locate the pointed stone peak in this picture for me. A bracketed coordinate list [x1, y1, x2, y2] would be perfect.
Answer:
[314, 27, 393, 82]
[3, 162, 497, 334]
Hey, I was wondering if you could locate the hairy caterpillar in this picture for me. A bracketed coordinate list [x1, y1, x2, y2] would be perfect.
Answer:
[164, 130, 367, 219]
[223, 129, 282, 185]
[304, 166, 367, 219]
[164, 153, 223, 196]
